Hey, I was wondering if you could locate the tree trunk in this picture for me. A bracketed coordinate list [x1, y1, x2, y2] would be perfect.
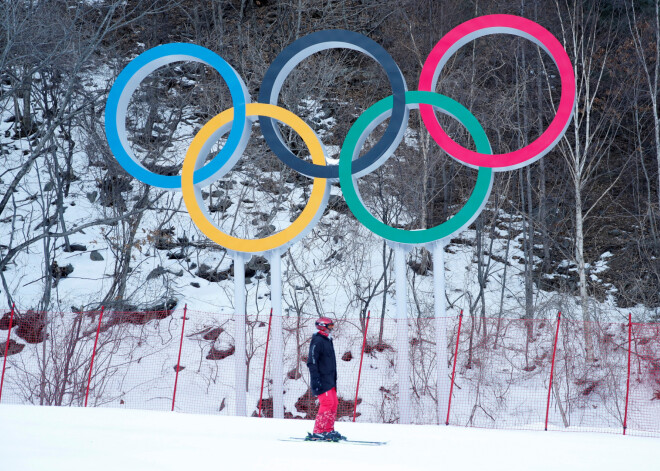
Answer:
[575, 175, 595, 362]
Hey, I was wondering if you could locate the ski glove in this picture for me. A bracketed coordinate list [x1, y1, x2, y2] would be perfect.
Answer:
[311, 376, 323, 396]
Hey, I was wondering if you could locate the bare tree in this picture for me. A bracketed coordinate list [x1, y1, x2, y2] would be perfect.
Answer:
[627, 0, 660, 212]
[553, 0, 624, 361]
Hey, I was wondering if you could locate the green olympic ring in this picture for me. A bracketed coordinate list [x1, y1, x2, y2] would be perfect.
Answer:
[339, 90, 493, 246]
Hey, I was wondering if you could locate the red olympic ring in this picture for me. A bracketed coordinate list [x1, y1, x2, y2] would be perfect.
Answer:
[418, 14, 576, 171]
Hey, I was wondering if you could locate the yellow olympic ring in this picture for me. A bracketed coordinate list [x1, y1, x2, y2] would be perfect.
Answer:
[181, 103, 329, 254]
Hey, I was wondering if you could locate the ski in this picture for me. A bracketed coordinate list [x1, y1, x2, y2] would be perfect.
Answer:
[279, 437, 388, 446]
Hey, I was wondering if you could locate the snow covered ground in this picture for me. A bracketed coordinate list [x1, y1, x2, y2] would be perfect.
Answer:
[0, 404, 656, 471]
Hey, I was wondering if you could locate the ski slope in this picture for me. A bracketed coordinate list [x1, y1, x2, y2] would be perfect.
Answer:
[0, 404, 655, 470]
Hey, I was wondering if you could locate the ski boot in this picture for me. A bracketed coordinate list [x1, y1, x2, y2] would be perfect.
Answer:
[325, 430, 347, 441]
[305, 432, 332, 441]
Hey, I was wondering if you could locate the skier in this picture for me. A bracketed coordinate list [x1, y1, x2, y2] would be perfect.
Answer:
[306, 316, 346, 441]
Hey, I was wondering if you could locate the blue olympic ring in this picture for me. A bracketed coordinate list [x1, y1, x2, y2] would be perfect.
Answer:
[105, 43, 251, 189]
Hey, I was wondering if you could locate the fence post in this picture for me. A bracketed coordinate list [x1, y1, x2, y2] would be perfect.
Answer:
[623, 312, 632, 435]
[0, 303, 16, 402]
[446, 310, 463, 425]
[258, 308, 273, 418]
[172, 304, 188, 412]
[85, 306, 105, 407]
[353, 310, 370, 422]
[545, 311, 561, 431]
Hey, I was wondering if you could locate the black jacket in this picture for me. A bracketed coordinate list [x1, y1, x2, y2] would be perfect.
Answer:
[307, 332, 337, 396]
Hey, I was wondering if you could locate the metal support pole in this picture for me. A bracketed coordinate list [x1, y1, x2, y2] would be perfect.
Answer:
[353, 311, 370, 422]
[0, 303, 15, 402]
[623, 313, 632, 435]
[545, 311, 561, 431]
[85, 306, 105, 407]
[234, 253, 247, 417]
[269, 249, 285, 419]
[172, 304, 187, 412]
[433, 241, 450, 425]
[394, 244, 411, 424]
[446, 310, 463, 425]
[259, 309, 273, 418]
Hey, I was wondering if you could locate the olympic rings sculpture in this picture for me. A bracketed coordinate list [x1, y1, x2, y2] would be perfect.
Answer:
[105, 14, 576, 255]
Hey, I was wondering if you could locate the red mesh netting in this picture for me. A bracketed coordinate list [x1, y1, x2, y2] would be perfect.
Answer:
[1, 306, 659, 437]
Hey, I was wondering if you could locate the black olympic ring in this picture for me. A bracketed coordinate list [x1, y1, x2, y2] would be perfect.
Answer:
[257, 29, 409, 180]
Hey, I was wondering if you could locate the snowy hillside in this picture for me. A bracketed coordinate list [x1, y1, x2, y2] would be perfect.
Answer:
[4, 2, 660, 457]
[1, 35, 656, 440]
